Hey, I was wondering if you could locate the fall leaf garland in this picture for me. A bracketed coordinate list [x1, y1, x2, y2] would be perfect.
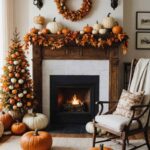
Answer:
[23, 28, 128, 52]
[54, 0, 92, 21]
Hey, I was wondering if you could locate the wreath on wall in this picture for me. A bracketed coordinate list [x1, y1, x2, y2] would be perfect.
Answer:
[54, 0, 92, 22]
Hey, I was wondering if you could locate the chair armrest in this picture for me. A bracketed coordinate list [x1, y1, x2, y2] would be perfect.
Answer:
[95, 100, 118, 115]
[126, 103, 150, 130]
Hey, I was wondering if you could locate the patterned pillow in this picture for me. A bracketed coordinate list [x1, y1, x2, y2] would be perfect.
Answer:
[113, 89, 144, 118]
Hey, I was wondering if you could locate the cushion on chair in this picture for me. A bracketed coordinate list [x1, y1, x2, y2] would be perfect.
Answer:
[95, 114, 138, 133]
[113, 89, 144, 118]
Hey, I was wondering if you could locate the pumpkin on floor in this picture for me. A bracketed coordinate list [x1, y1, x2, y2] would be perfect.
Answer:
[21, 129, 52, 150]
[11, 122, 27, 135]
[90, 147, 112, 150]
[0, 111, 13, 130]
[23, 112, 48, 130]
[0, 121, 4, 138]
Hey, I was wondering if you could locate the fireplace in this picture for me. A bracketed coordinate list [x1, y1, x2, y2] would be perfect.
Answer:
[50, 75, 99, 125]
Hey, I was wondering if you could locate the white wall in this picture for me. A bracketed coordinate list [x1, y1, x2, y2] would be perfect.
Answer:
[14, 0, 123, 38]
[122, 0, 150, 62]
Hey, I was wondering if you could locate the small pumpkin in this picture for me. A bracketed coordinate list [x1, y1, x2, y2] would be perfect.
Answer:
[33, 15, 45, 25]
[46, 17, 63, 34]
[99, 28, 107, 35]
[23, 113, 48, 130]
[83, 24, 93, 33]
[61, 28, 70, 35]
[0, 121, 4, 138]
[90, 147, 112, 150]
[0, 111, 13, 130]
[11, 122, 27, 135]
[21, 129, 52, 150]
[112, 25, 123, 34]
[102, 13, 115, 29]
[80, 30, 84, 35]
[93, 21, 103, 31]
[92, 29, 98, 35]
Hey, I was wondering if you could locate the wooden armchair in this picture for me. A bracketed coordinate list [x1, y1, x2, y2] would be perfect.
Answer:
[92, 59, 150, 150]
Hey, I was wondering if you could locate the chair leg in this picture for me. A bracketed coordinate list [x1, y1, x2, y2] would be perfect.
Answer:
[144, 130, 150, 149]
[122, 133, 127, 150]
[92, 126, 97, 147]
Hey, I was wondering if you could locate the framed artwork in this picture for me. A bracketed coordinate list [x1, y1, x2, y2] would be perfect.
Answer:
[136, 11, 150, 30]
[136, 32, 150, 50]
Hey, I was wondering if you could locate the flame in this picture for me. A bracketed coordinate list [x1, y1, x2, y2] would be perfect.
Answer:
[72, 94, 80, 105]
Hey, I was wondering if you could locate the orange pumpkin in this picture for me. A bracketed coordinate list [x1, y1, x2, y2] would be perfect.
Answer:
[83, 24, 93, 33]
[21, 129, 52, 150]
[90, 147, 112, 150]
[62, 28, 70, 35]
[0, 112, 13, 130]
[11, 122, 27, 135]
[112, 25, 123, 34]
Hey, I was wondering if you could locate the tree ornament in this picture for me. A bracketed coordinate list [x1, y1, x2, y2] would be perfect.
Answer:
[13, 105, 17, 110]
[23, 90, 27, 95]
[54, 0, 92, 22]
[9, 85, 14, 90]
[18, 93, 24, 98]
[8, 66, 13, 71]
[17, 102, 23, 107]
[9, 98, 16, 105]
[13, 60, 19, 65]
[12, 89, 17, 94]
[18, 79, 24, 84]
[27, 102, 32, 107]
[11, 78, 17, 83]
[15, 73, 20, 78]
[21, 69, 25, 73]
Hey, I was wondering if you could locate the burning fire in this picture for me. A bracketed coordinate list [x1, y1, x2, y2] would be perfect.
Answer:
[71, 94, 81, 105]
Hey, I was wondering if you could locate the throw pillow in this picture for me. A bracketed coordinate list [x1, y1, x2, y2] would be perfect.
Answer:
[113, 89, 144, 118]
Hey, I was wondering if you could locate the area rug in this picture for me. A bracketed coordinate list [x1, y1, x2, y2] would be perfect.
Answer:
[0, 136, 147, 150]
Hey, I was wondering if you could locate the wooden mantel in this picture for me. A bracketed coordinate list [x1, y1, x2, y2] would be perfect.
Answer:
[32, 45, 119, 112]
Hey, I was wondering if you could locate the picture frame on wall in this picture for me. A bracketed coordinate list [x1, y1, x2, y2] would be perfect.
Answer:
[136, 11, 150, 30]
[136, 32, 150, 50]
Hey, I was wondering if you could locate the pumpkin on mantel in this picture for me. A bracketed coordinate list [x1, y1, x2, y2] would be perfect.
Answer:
[112, 25, 123, 34]
[83, 24, 93, 33]
[23, 113, 48, 130]
[102, 13, 115, 29]
[34, 15, 45, 25]
[21, 129, 52, 150]
[46, 17, 63, 34]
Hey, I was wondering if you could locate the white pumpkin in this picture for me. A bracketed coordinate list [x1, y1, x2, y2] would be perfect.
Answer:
[99, 28, 107, 34]
[23, 113, 48, 130]
[85, 122, 101, 134]
[46, 18, 63, 34]
[92, 29, 98, 35]
[102, 13, 115, 29]
[80, 30, 84, 35]
[0, 121, 4, 138]
[93, 21, 103, 31]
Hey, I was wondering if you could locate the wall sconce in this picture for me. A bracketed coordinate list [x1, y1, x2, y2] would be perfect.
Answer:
[111, 0, 118, 10]
[33, 0, 43, 10]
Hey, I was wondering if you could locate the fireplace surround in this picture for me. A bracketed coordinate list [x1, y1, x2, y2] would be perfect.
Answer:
[50, 75, 99, 125]
[32, 45, 119, 119]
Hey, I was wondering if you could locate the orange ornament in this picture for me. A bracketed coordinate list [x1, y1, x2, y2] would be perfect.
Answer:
[14, 83, 19, 88]
[12, 89, 17, 94]
[26, 94, 31, 99]
[9, 73, 14, 78]
[11, 54, 17, 59]
[15, 73, 20, 78]
[9, 98, 16, 105]
[27, 102, 32, 107]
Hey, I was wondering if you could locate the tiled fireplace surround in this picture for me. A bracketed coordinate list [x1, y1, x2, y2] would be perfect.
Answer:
[32, 46, 119, 124]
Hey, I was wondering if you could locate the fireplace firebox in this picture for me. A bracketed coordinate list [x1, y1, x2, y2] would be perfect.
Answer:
[50, 75, 99, 125]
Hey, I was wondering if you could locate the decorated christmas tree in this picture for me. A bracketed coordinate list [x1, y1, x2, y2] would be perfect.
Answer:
[0, 30, 34, 115]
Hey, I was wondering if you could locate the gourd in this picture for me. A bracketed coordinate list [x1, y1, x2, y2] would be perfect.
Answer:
[99, 28, 107, 35]
[33, 15, 45, 25]
[83, 24, 93, 33]
[11, 122, 27, 135]
[0, 111, 13, 130]
[93, 21, 103, 31]
[23, 113, 48, 130]
[112, 25, 123, 34]
[0, 121, 4, 138]
[46, 17, 63, 34]
[102, 13, 115, 29]
[92, 29, 98, 35]
[21, 129, 52, 150]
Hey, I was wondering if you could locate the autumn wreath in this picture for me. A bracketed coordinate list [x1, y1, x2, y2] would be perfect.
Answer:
[54, 0, 92, 21]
